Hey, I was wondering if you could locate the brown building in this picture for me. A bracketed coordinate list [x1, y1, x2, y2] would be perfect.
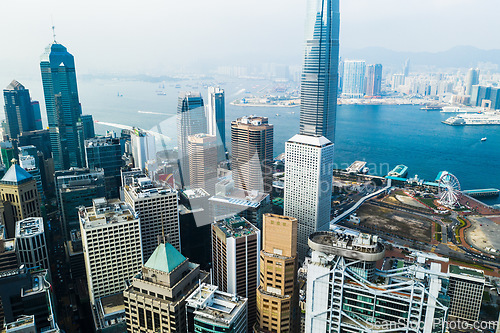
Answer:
[187, 133, 218, 194]
[231, 116, 273, 193]
[212, 216, 261, 331]
[255, 214, 299, 333]
[123, 242, 209, 332]
[0, 163, 41, 238]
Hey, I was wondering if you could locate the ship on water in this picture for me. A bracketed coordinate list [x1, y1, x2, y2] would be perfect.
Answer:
[442, 111, 500, 125]
[420, 105, 443, 111]
[387, 165, 408, 178]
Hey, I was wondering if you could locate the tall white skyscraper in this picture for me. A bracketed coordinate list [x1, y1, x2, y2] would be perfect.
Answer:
[206, 87, 226, 163]
[284, 134, 334, 260]
[80, 198, 143, 304]
[342, 60, 366, 98]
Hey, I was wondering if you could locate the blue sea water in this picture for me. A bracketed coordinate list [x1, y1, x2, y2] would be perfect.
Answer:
[9, 76, 500, 205]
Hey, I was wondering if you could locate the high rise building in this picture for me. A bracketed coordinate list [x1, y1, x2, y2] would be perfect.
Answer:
[3, 80, 40, 139]
[79, 198, 142, 304]
[231, 116, 273, 194]
[0, 268, 59, 332]
[19, 154, 45, 204]
[305, 227, 449, 333]
[210, 179, 271, 229]
[130, 128, 156, 171]
[15, 217, 49, 270]
[80, 114, 95, 139]
[403, 58, 411, 77]
[85, 136, 124, 198]
[0, 228, 17, 272]
[0, 164, 41, 238]
[212, 216, 261, 331]
[178, 188, 212, 269]
[341, 60, 366, 98]
[177, 92, 206, 185]
[447, 265, 485, 322]
[284, 134, 334, 260]
[123, 174, 180, 261]
[207, 87, 227, 163]
[0, 141, 18, 169]
[255, 214, 299, 333]
[31, 101, 43, 131]
[54, 168, 105, 239]
[465, 68, 480, 96]
[187, 133, 217, 193]
[40, 42, 85, 170]
[470, 85, 500, 110]
[186, 283, 248, 333]
[123, 242, 209, 333]
[299, 0, 340, 142]
[365, 64, 383, 97]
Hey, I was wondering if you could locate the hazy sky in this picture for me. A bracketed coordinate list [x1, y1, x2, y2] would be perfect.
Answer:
[0, 0, 498, 77]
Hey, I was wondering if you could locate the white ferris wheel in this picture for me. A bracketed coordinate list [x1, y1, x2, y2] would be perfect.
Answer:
[438, 172, 461, 208]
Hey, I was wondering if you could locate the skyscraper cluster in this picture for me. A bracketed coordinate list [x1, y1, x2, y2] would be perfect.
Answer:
[0, 2, 493, 332]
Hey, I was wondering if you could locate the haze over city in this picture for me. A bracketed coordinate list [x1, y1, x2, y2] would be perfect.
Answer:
[1, 0, 499, 77]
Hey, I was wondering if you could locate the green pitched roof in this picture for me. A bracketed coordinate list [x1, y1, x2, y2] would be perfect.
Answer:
[145, 243, 186, 273]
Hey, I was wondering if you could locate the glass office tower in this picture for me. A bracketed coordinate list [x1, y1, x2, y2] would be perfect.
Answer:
[299, 0, 340, 143]
[40, 42, 84, 170]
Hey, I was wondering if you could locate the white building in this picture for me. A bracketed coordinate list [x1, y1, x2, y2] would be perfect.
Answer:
[186, 283, 247, 333]
[15, 217, 49, 270]
[79, 198, 143, 304]
[131, 128, 156, 171]
[123, 174, 180, 262]
[284, 134, 334, 260]
[305, 227, 449, 333]
[342, 60, 366, 98]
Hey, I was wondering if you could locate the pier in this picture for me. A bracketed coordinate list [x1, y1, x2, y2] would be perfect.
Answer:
[462, 189, 500, 198]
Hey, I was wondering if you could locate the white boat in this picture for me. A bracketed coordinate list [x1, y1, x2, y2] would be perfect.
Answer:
[441, 106, 485, 113]
[481, 137, 487, 141]
[442, 111, 500, 125]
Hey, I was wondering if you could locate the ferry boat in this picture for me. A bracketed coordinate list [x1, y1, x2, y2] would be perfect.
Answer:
[441, 106, 485, 113]
[420, 105, 442, 111]
[387, 165, 408, 178]
[442, 111, 500, 125]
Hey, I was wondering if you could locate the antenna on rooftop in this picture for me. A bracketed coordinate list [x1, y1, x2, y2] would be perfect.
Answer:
[51, 16, 57, 43]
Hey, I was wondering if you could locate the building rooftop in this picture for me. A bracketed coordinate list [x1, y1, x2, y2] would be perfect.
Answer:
[4, 315, 35, 332]
[125, 176, 176, 199]
[15, 217, 44, 238]
[287, 134, 332, 148]
[79, 198, 137, 229]
[210, 187, 268, 209]
[449, 264, 485, 281]
[309, 227, 385, 261]
[145, 243, 186, 274]
[232, 115, 271, 129]
[1, 164, 33, 185]
[183, 188, 210, 200]
[186, 283, 247, 328]
[214, 216, 259, 239]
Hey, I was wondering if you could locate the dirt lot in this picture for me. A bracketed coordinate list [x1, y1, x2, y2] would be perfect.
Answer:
[356, 203, 432, 243]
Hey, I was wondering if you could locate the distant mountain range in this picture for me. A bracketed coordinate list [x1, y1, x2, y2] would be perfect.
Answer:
[341, 46, 500, 71]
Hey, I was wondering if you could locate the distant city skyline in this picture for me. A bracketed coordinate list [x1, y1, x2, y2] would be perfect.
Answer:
[0, 0, 499, 78]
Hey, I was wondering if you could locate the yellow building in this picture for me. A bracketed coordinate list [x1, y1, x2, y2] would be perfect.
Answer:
[255, 214, 299, 333]
[0, 163, 41, 238]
